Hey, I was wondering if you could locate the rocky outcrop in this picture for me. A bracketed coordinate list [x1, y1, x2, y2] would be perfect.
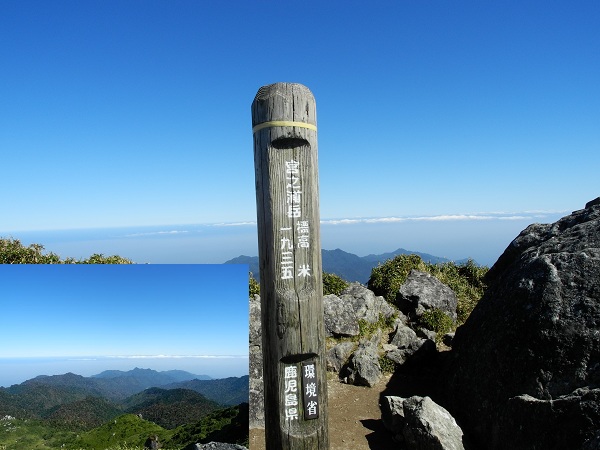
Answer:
[324, 283, 395, 337]
[381, 395, 465, 450]
[385, 319, 436, 366]
[342, 331, 383, 387]
[397, 270, 458, 322]
[185, 443, 248, 450]
[248, 295, 264, 428]
[340, 282, 396, 324]
[250, 267, 456, 428]
[445, 198, 600, 449]
[323, 294, 359, 336]
[326, 341, 356, 373]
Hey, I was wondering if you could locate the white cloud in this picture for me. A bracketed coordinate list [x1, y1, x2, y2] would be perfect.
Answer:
[320, 211, 567, 226]
[210, 221, 257, 227]
[123, 230, 190, 237]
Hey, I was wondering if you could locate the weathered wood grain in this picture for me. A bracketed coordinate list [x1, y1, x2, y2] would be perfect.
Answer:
[252, 83, 329, 450]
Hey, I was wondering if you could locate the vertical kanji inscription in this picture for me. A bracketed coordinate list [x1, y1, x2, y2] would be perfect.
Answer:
[252, 83, 329, 449]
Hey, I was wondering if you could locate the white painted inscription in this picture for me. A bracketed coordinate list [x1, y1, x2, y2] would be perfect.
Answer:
[283, 365, 299, 421]
[301, 361, 319, 420]
[278, 160, 311, 281]
[285, 160, 301, 218]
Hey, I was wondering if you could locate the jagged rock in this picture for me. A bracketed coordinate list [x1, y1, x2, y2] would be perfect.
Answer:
[327, 341, 356, 373]
[386, 320, 436, 365]
[343, 331, 383, 387]
[381, 396, 406, 442]
[185, 443, 248, 450]
[381, 395, 465, 450]
[323, 294, 359, 336]
[248, 295, 264, 428]
[386, 339, 436, 366]
[445, 198, 600, 449]
[340, 282, 396, 323]
[417, 328, 437, 341]
[396, 270, 458, 322]
[390, 320, 419, 348]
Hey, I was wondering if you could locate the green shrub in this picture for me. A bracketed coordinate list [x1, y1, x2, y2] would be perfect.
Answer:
[367, 254, 427, 302]
[419, 309, 454, 336]
[72, 254, 134, 264]
[379, 355, 396, 374]
[0, 237, 62, 263]
[368, 254, 488, 325]
[0, 237, 133, 264]
[322, 272, 349, 296]
[357, 313, 398, 341]
[424, 259, 488, 324]
[249, 273, 260, 297]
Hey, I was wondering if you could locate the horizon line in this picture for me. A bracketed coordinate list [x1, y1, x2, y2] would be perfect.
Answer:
[1, 210, 568, 234]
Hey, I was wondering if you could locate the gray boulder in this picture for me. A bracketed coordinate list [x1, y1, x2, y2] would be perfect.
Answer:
[397, 270, 458, 322]
[323, 294, 359, 336]
[326, 341, 356, 373]
[340, 282, 396, 323]
[445, 198, 600, 449]
[381, 395, 465, 450]
[390, 319, 419, 348]
[343, 332, 383, 387]
[386, 320, 436, 365]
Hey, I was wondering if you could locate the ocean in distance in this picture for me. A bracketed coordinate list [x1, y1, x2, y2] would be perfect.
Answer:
[3, 212, 567, 267]
[0, 355, 249, 388]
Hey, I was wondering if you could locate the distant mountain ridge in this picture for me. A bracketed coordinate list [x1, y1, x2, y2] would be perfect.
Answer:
[0, 368, 249, 429]
[165, 376, 250, 406]
[227, 247, 469, 283]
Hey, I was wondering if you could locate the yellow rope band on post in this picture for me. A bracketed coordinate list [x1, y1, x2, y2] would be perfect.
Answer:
[252, 121, 317, 133]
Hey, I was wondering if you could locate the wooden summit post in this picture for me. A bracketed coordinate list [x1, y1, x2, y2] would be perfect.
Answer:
[252, 82, 329, 449]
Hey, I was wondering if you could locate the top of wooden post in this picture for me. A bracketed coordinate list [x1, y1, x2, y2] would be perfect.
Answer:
[252, 83, 317, 135]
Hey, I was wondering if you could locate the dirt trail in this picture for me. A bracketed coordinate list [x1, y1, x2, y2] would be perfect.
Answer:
[249, 374, 396, 450]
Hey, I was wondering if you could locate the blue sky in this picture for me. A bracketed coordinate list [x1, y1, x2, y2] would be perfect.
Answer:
[1, 1, 598, 263]
[0, 264, 249, 383]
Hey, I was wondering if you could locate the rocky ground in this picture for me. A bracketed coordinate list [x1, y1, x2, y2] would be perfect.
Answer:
[249, 348, 449, 450]
[249, 373, 395, 450]
[250, 198, 600, 450]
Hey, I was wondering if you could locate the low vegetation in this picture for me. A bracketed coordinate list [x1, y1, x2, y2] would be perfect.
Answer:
[249, 272, 260, 297]
[0, 402, 248, 450]
[368, 254, 488, 325]
[418, 308, 455, 338]
[322, 272, 349, 296]
[0, 238, 133, 264]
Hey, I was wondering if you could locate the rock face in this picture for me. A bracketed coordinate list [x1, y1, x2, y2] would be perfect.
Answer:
[397, 270, 458, 322]
[340, 282, 396, 324]
[342, 331, 383, 387]
[326, 341, 356, 373]
[323, 294, 359, 336]
[445, 198, 600, 449]
[248, 295, 264, 428]
[186, 443, 248, 450]
[386, 319, 436, 366]
[324, 283, 395, 337]
[381, 395, 465, 450]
